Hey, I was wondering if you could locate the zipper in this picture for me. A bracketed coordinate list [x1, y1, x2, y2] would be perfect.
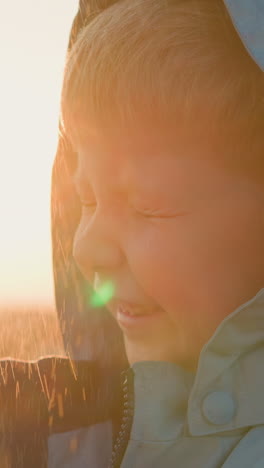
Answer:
[109, 367, 135, 468]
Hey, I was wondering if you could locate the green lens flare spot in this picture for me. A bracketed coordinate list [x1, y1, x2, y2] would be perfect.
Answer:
[89, 281, 115, 307]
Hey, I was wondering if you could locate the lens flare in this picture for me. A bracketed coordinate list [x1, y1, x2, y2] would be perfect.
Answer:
[89, 281, 115, 307]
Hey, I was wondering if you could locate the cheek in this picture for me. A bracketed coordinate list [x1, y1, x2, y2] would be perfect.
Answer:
[72, 221, 83, 261]
[126, 222, 197, 306]
[125, 211, 251, 312]
[72, 230, 80, 263]
[72, 222, 91, 278]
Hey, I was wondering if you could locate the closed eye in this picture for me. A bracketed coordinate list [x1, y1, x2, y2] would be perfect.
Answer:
[78, 197, 188, 218]
[134, 208, 189, 219]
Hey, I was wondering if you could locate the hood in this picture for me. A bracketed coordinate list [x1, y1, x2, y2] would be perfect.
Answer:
[51, 0, 263, 369]
[51, 0, 128, 375]
[223, 0, 264, 72]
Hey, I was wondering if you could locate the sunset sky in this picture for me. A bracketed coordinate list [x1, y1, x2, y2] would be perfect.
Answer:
[0, 0, 78, 308]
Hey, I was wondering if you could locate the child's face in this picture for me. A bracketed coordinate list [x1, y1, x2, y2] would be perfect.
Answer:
[73, 125, 264, 370]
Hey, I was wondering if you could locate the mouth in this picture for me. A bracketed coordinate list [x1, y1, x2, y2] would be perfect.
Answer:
[109, 298, 160, 315]
[109, 299, 165, 331]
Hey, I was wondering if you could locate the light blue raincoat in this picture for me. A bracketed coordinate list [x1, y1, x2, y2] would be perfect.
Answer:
[119, 288, 264, 468]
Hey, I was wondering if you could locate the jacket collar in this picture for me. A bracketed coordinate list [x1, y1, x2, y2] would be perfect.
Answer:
[130, 288, 264, 439]
[188, 287, 264, 435]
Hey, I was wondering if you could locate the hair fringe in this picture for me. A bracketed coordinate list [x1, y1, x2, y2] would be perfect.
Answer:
[60, 0, 264, 176]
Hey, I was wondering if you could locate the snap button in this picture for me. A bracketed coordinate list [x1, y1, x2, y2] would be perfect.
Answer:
[202, 391, 236, 425]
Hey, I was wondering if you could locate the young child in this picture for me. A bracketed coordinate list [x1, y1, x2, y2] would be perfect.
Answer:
[54, 0, 264, 466]
[1, 1, 264, 467]
[58, 0, 264, 465]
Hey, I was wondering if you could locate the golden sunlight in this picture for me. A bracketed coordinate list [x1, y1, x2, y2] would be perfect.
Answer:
[0, 0, 78, 308]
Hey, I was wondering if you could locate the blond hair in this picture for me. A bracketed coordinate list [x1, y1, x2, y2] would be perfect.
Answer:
[61, 0, 264, 178]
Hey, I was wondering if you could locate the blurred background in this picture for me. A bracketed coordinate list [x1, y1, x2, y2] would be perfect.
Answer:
[0, 0, 78, 357]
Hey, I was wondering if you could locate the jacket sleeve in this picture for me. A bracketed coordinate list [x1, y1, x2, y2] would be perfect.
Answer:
[0, 356, 122, 467]
[0, 357, 52, 467]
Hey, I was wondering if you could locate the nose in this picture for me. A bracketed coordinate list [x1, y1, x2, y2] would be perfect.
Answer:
[72, 208, 124, 281]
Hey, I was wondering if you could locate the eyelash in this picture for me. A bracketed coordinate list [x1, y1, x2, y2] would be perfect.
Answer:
[134, 209, 186, 219]
[80, 202, 186, 222]
[80, 199, 157, 215]
[80, 201, 156, 219]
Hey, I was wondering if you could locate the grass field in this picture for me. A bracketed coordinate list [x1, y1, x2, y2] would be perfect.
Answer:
[0, 308, 66, 465]
[0, 307, 66, 360]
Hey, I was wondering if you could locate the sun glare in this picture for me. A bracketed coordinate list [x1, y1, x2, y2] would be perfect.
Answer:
[0, 0, 78, 308]
[89, 281, 115, 308]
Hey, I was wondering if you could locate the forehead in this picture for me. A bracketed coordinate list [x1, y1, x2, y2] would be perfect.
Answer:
[77, 130, 203, 201]
[75, 125, 169, 183]
[74, 127, 232, 205]
[75, 121, 208, 174]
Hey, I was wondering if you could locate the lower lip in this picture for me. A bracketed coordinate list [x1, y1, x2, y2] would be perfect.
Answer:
[116, 306, 165, 330]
